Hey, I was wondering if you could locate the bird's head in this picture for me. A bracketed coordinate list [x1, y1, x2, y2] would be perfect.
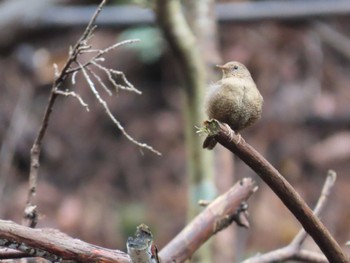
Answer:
[216, 61, 251, 79]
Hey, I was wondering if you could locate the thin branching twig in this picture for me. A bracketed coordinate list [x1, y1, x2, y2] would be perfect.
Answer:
[54, 89, 90, 111]
[66, 39, 141, 76]
[25, 0, 160, 228]
[88, 68, 113, 96]
[79, 62, 160, 155]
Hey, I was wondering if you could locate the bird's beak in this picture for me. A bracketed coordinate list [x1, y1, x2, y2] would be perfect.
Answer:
[216, 64, 227, 70]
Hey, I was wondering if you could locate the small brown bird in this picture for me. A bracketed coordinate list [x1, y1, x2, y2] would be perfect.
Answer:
[203, 61, 263, 149]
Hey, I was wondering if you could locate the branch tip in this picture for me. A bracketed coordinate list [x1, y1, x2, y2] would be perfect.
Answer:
[127, 224, 160, 263]
[203, 119, 220, 136]
[326, 169, 337, 183]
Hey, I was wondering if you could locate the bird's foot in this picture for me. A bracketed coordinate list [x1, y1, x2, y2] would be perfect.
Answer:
[236, 133, 243, 144]
[223, 123, 235, 142]
[223, 123, 242, 144]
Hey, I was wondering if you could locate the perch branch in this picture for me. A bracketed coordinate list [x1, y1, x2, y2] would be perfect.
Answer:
[0, 220, 130, 262]
[203, 120, 349, 263]
[159, 178, 257, 263]
[241, 170, 336, 263]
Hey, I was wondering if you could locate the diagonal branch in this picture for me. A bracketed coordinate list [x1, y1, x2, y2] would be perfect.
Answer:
[290, 170, 336, 248]
[159, 178, 257, 263]
[241, 171, 336, 263]
[203, 119, 349, 263]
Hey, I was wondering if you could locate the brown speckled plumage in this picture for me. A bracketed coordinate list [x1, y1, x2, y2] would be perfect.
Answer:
[203, 61, 263, 149]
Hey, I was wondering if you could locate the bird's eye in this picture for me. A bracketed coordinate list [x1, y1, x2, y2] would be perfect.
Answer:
[233, 65, 238, 70]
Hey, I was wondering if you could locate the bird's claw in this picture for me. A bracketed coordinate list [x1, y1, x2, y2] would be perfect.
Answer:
[236, 133, 242, 144]
[223, 123, 242, 144]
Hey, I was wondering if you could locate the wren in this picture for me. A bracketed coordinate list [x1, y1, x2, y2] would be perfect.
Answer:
[203, 61, 263, 149]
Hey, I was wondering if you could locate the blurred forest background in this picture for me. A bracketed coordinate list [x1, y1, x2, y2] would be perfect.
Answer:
[0, 0, 350, 261]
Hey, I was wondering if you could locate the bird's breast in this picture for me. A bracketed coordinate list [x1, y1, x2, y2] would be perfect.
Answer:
[205, 77, 262, 131]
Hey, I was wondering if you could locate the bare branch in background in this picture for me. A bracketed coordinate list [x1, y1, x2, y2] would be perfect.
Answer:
[242, 171, 336, 263]
[78, 61, 160, 154]
[159, 178, 257, 262]
[0, 178, 255, 262]
[25, 0, 160, 228]
[53, 89, 90, 111]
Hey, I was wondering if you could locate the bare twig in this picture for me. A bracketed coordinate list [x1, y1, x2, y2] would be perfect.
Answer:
[241, 170, 336, 263]
[66, 39, 141, 77]
[290, 170, 336, 248]
[25, 0, 106, 227]
[90, 60, 142, 94]
[159, 178, 257, 263]
[25, 0, 108, 228]
[25, 0, 160, 228]
[87, 67, 113, 96]
[79, 62, 161, 155]
[54, 89, 90, 111]
[203, 119, 348, 263]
